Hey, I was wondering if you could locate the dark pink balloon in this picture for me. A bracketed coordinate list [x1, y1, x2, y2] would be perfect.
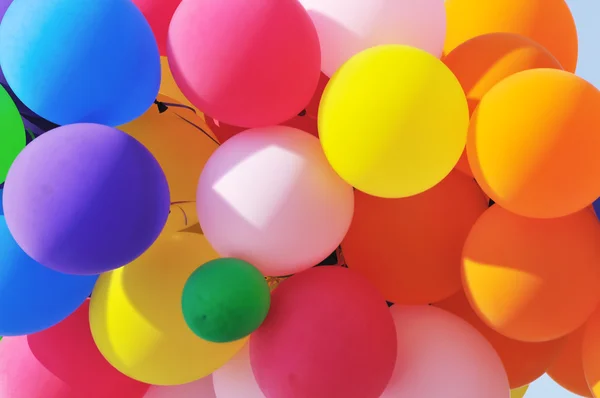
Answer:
[250, 267, 397, 398]
[0, 300, 149, 398]
[167, 0, 321, 128]
[132, 0, 181, 55]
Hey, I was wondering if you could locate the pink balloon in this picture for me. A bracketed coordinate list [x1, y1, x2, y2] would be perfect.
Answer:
[197, 126, 354, 276]
[250, 267, 397, 398]
[167, 0, 321, 128]
[0, 300, 149, 398]
[132, 0, 181, 55]
[380, 306, 510, 398]
[144, 376, 216, 398]
[213, 344, 264, 398]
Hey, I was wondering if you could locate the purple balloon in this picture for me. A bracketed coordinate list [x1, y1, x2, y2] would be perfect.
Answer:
[3, 123, 170, 275]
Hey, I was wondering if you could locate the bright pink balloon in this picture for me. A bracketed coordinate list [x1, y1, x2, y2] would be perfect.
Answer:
[197, 126, 354, 277]
[144, 376, 216, 398]
[167, 0, 321, 128]
[132, 0, 181, 55]
[250, 267, 397, 398]
[213, 344, 264, 398]
[380, 306, 510, 398]
[0, 300, 149, 398]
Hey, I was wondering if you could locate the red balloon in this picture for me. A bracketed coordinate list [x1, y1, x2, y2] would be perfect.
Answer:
[0, 300, 149, 398]
[250, 267, 397, 398]
[132, 0, 181, 55]
[207, 73, 329, 143]
[167, 0, 321, 128]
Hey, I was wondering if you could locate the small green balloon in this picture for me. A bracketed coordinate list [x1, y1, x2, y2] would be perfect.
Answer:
[182, 258, 271, 343]
[0, 85, 25, 183]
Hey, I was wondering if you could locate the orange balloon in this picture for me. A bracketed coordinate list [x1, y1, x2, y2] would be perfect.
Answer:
[444, 33, 563, 177]
[435, 292, 562, 389]
[119, 94, 219, 203]
[583, 308, 600, 396]
[342, 170, 487, 305]
[462, 205, 600, 343]
[547, 326, 593, 397]
[467, 69, 600, 219]
[444, 0, 578, 72]
[159, 57, 201, 115]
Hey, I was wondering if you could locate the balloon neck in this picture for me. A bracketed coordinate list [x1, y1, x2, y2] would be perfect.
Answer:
[298, 109, 307, 116]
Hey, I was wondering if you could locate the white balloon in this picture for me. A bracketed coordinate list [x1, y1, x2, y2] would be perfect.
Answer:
[213, 344, 265, 398]
[298, 0, 446, 76]
[144, 376, 216, 398]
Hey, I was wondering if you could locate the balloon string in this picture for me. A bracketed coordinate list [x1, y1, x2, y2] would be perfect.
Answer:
[174, 114, 221, 146]
[153, 99, 221, 146]
[172, 204, 188, 226]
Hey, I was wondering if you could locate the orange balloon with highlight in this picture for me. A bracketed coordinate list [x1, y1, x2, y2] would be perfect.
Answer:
[467, 69, 600, 219]
[444, 0, 578, 72]
[342, 170, 488, 305]
[462, 205, 600, 343]
[547, 326, 593, 397]
[444, 33, 563, 177]
[435, 292, 562, 389]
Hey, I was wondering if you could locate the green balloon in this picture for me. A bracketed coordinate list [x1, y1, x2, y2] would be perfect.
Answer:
[182, 258, 271, 343]
[0, 85, 25, 183]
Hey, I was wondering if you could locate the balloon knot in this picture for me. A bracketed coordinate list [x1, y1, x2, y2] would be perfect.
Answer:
[154, 100, 169, 113]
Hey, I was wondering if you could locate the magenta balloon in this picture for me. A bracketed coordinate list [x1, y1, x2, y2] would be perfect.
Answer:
[380, 306, 510, 398]
[196, 126, 354, 277]
[167, 0, 321, 128]
[250, 267, 397, 398]
[3, 123, 170, 275]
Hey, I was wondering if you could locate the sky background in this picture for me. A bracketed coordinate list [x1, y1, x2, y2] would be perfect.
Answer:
[523, 1, 598, 397]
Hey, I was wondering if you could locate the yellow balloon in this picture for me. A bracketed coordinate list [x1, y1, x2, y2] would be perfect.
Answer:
[160, 57, 202, 117]
[119, 94, 219, 203]
[319, 45, 469, 198]
[511, 385, 528, 398]
[89, 229, 246, 385]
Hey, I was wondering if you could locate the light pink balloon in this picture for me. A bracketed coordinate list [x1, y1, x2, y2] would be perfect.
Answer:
[197, 126, 354, 277]
[298, 0, 446, 76]
[144, 376, 216, 398]
[381, 306, 510, 398]
[213, 344, 265, 398]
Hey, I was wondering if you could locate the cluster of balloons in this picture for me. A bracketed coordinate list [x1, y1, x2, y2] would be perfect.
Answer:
[0, 0, 599, 397]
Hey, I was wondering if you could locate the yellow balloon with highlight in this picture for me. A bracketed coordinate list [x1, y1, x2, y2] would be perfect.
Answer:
[319, 45, 469, 198]
[119, 94, 219, 203]
[89, 228, 246, 385]
[160, 57, 201, 116]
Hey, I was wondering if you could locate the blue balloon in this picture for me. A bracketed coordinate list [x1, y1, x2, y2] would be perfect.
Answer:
[594, 198, 600, 220]
[0, 216, 97, 335]
[0, 0, 160, 126]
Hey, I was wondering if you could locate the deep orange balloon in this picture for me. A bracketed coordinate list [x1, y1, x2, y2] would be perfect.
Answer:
[462, 205, 600, 343]
[444, 0, 578, 72]
[467, 69, 600, 219]
[342, 170, 487, 305]
[583, 308, 600, 396]
[435, 292, 562, 389]
[547, 326, 593, 397]
[444, 33, 563, 177]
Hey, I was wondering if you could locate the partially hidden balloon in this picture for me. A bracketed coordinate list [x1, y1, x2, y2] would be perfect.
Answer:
[159, 57, 198, 113]
[0, 188, 3, 215]
[133, 0, 181, 55]
[250, 267, 397, 398]
[319, 45, 469, 198]
[511, 386, 528, 398]
[3, 123, 169, 275]
[90, 227, 246, 385]
[299, 0, 446, 76]
[435, 292, 562, 388]
[0, 216, 97, 335]
[380, 306, 509, 398]
[444, 0, 578, 72]
[182, 258, 271, 343]
[0, 84, 24, 183]
[213, 344, 265, 398]
[119, 94, 218, 202]
[0, 300, 150, 398]
[168, 0, 321, 128]
[583, 308, 600, 396]
[197, 126, 354, 277]
[547, 326, 593, 397]
[467, 69, 600, 218]
[342, 170, 487, 305]
[144, 376, 216, 398]
[462, 205, 600, 342]
[444, 33, 563, 177]
[0, 0, 160, 126]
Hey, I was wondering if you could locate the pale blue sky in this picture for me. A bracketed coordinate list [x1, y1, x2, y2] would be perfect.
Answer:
[524, 3, 599, 396]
